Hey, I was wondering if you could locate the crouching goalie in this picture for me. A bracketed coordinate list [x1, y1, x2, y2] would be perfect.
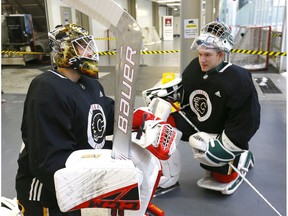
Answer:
[142, 21, 261, 195]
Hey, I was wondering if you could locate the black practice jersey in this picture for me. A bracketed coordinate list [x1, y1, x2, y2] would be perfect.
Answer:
[16, 70, 114, 207]
[181, 58, 260, 149]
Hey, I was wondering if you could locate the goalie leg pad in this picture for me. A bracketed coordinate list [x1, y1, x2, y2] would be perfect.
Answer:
[54, 149, 142, 212]
[142, 78, 183, 106]
[148, 98, 172, 121]
[197, 150, 255, 195]
[124, 144, 162, 216]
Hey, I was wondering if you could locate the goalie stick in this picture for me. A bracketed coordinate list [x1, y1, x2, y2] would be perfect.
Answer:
[229, 163, 282, 216]
[169, 100, 282, 216]
[62, 0, 142, 160]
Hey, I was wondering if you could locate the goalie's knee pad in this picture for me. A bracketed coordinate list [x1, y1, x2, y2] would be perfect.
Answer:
[159, 148, 181, 188]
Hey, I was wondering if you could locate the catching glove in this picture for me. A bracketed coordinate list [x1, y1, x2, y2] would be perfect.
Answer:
[189, 131, 243, 167]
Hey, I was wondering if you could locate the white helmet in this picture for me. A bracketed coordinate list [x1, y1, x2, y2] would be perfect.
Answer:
[0, 197, 22, 216]
[191, 21, 234, 52]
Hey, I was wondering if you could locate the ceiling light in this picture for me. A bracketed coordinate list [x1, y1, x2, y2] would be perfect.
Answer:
[167, 3, 181, 6]
[158, 0, 181, 3]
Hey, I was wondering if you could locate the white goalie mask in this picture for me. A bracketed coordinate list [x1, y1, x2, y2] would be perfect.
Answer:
[191, 21, 234, 53]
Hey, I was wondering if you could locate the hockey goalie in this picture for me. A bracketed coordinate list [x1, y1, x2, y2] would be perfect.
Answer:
[142, 21, 261, 196]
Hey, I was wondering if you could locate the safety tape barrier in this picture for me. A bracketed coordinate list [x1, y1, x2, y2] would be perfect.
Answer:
[1, 49, 286, 57]
[1, 51, 48, 55]
[95, 37, 116, 40]
[272, 33, 282, 37]
[98, 34, 282, 39]
[230, 49, 286, 56]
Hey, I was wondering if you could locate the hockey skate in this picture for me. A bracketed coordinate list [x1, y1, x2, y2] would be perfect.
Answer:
[197, 150, 254, 195]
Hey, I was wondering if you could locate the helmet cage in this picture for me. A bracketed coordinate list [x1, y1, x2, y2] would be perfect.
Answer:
[191, 33, 225, 51]
[48, 24, 100, 78]
[191, 21, 234, 52]
[71, 35, 99, 63]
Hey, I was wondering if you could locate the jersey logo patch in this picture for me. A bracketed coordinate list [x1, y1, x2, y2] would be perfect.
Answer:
[87, 104, 106, 149]
[189, 90, 212, 122]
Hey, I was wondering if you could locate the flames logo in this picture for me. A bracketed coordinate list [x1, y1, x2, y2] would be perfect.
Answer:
[87, 104, 106, 149]
[189, 90, 212, 122]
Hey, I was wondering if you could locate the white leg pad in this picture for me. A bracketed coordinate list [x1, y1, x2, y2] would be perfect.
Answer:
[124, 144, 161, 216]
[54, 149, 142, 212]
[197, 151, 254, 195]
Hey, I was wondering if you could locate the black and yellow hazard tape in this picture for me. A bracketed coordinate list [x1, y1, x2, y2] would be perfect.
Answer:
[1, 50, 48, 55]
[95, 37, 116, 40]
[99, 51, 117, 55]
[1, 49, 286, 57]
[230, 49, 286, 56]
[141, 50, 180, 54]
[272, 33, 282, 37]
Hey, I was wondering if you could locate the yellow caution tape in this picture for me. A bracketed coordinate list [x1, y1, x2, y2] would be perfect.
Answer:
[141, 50, 180, 54]
[99, 51, 117, 56]
[1, 49, 286, 57]
[95, 37, 116, 40]
[272, 33, 282, 37]
[1, 50, 48, 55]
[230, 49, 286, 56]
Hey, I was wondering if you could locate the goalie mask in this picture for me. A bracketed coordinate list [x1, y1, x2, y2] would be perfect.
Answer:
[191, 21, 234, 53]
[48, 24, 99, 78]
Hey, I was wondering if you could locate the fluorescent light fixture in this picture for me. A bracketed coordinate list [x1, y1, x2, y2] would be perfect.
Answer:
[167, 3, 181, 6]
[158, 0, 181, 3]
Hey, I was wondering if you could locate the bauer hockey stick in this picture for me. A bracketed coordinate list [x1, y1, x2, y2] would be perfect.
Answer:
[169, 100, 282, 216]
[62, 0, 142, 160]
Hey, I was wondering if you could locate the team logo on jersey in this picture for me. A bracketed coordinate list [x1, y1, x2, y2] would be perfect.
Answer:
[189, 90, 212, 122]
[87, 104, 106, 149]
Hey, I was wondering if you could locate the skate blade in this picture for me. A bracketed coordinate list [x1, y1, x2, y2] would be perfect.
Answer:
[153, 182, 180, 197]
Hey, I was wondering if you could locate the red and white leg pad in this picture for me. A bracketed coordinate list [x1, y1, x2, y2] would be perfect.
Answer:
[54, 149, 142, 212]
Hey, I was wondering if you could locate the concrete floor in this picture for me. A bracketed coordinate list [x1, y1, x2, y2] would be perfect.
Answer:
[1, 39, 286, 216]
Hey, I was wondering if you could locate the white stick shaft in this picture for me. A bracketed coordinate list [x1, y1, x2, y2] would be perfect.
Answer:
[229, 163, 282, 216]
[170, 102, 200, 133]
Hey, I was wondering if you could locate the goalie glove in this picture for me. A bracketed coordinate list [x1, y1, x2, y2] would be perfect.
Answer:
[132, 108, 177, 160]
[189, 131, 244, 167]
[142, 78, 183, 106]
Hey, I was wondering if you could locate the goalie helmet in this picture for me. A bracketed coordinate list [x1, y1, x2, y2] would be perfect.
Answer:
[48, 24, 99, 78]
[191, 21, 234, 53]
